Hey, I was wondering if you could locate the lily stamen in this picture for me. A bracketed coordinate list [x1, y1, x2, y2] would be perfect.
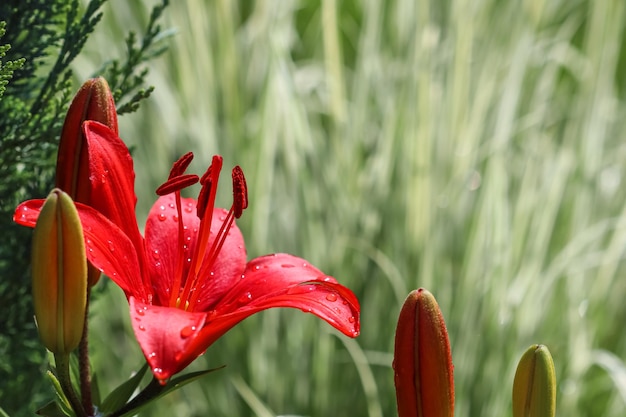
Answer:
[185, 167, 249, 311]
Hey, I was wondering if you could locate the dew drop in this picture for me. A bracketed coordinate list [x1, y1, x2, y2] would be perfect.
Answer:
[326, 293, 338, 302]
[348, 316, 356, 323]
[158, 213, 167, 221]
[281, 264, 295, 268]
[169, 203, 175, 209]
[255, 265, 261, 271]
[160, 205, 166, 211]
[184, 206, 193, 213]
[149, 352, 156, 358]
[238, 292, 252, 304]
[107, 240, 115, 252]
[240, 274, 246, 279]
[138, 325, 146, 331]
[136, 307, 146, 316]
[172, 214, 179, 222]
[152, 249, 160, 260]
[180, 325, 196, 339]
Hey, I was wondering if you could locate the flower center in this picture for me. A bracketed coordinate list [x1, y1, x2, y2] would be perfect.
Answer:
[156, 154, 248, 311]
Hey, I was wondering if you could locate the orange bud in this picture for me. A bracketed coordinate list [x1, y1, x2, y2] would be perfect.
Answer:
[55, 77, 117, 286]
[32, 189, 87, 354]
[393, 288, 454, 417]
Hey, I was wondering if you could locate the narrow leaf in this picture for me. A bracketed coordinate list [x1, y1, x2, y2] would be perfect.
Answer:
[99, 364, 148, 414]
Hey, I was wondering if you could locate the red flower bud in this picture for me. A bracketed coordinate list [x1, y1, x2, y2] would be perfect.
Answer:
[55, 77, 117, 286]
[393, 288, 454, 417]
[56, 76, 117, 201]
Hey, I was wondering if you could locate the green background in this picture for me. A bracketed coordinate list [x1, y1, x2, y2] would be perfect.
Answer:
[8, 0, 626, 415]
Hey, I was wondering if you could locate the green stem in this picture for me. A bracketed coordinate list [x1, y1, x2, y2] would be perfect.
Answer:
[55, 353, 87, 417]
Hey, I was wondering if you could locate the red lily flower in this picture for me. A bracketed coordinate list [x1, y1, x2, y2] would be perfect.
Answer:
[15, 121, 360, 383]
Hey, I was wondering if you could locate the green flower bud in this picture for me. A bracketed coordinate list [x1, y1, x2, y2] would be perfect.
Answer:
[512, 344, 557, 417]
[32, 189, 87, 354]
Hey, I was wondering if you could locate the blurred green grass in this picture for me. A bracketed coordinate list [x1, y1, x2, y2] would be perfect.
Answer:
[75, 0, 626, 416]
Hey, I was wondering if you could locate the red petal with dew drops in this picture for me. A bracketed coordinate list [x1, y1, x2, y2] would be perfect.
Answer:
[144, 195, 246, 309]
[129, 297, 207, 382]
[177, 254, 360, 365]
[14, 199, 146, 301]
[83, 121, 144, 254]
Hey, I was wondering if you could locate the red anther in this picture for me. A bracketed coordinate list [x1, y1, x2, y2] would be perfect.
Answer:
[196, 183, 211, 219]
[156, 174, 199, 196]
[200, 155, 223, 185]
[168, 152, 195, 179]
[232, 166, 248, 219]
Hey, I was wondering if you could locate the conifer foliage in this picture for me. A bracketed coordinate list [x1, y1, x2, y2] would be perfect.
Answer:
[0, 1, 169, 414]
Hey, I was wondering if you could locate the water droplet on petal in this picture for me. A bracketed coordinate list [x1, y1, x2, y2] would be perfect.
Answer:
[180, 325, 196, 339]
[138, 325, 146, 331]
[169, 203, 175, 209]
[152, 249, 160, 260]
[255, 265, 261, 271]
[348, 316, 356, 323]
[136, 307, 146, 316]
[107, 240, 115, 252]
[326, 293, 338, 302]
[158, 213, 167, 221]
[281, 264, 295, 268]
[238, 292, 253, 304]
[149, 352, 156, 358]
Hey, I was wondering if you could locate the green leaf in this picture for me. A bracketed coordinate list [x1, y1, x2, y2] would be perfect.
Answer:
[99, 364, 148, 414]
[45, 370, 72, 414]
[35, 401, 72, 417]
[0, 405, 11, 417]
[109, 366, 224, 417]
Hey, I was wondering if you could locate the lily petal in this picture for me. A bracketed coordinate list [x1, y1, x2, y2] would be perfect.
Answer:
[129, 297, 207, 383]
[14, 199, 146, 301]
[144, 194, 247, 309]
[154, 254, 359, 380]
[83, 121, 144, 254]
[220, 254, 359, 335]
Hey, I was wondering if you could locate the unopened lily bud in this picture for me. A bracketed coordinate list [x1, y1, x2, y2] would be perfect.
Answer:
[393, 288, 454, 417]
[56, 77, 118, 199]
[32, 189, 87, 354]
[56, 77, 117, 285]
[512, 344, 556, 417]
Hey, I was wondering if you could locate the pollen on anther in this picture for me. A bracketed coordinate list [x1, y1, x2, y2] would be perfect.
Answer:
[232, 166, 248, 218]
[156, 174, 199, 196]
[168, 152, 195, 179]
